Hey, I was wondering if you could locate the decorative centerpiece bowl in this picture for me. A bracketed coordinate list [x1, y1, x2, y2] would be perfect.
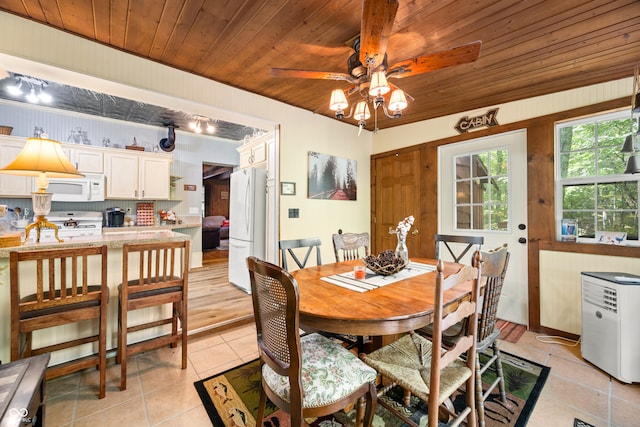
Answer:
[364, 250, 408, 276]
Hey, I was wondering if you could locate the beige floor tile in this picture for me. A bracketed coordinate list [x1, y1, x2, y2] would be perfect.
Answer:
[187, 333, 225, 352]
[611, 378, 640, 403]
[143, 377, 202, 425]
[539, 374, 609, 421]
[153, 404, 211, 426]
[227, 332, 258, 358]
[547, 353, 610, 393]
[220, 324, 256, 342]
[188, 341, 242, 375]
[611, 395, 640, 427]
[73, 396, 149, 427]
[46, 394, 77, 426]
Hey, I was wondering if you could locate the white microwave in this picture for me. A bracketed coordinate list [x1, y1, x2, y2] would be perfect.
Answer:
[46, 173, 106, 202]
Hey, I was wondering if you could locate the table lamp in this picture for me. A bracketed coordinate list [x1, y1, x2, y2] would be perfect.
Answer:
[0, 135, 84, 243]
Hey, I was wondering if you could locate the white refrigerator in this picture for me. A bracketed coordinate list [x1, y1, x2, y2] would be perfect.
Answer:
[228, 167, 267, 293]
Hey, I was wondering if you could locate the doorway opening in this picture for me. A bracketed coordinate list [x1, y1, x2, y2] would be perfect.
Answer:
[202, 163, 233, 261]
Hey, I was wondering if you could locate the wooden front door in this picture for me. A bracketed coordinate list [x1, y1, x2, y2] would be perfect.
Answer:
[372, 148, 425, 257]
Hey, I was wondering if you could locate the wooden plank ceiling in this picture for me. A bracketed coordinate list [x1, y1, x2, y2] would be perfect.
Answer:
[0, 0, 639, 132]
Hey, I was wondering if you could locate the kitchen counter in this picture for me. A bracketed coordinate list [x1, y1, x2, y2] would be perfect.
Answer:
[0, 229, 190, 258]
[0, 229, 191, 364]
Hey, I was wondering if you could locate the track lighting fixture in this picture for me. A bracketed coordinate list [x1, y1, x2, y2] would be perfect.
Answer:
[4, 75, 53, 104]
[188, 116, 216, 135]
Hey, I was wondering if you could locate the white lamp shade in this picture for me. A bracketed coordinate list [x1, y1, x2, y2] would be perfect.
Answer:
[0, 137, 84, 179]
[388, 89, 408, 112]
[354, 101, 371, 120]
[329, 89, 348, 111]
[369, 71, 390, 96]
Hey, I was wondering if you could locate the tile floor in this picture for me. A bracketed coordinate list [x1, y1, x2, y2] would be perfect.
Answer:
[45, 326, 640, 426]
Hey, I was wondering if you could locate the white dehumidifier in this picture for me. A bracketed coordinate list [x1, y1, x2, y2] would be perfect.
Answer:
[581, 272, 640, 383]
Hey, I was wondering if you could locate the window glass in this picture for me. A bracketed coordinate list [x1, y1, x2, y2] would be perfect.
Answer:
[556, 111, 639, 241]
[454, 148, 509, 232]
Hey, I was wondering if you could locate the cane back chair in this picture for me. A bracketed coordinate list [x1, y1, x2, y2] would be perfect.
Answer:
[246, 256, 377, 427]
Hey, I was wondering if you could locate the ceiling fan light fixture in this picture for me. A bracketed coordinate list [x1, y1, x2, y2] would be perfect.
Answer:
[369, 71, 390, 96]
[388, 88, 408, 113]
[354, 101, 371, 121]
[329, 89, 348, 111]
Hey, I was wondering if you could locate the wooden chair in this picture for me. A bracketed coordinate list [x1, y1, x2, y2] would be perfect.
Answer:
[472, 244, 510, 427]
[246, 256, 377, 427]
[434, 233, 484, 263]
[279, 237, 322, 270]
[10, 245, 108, 398]
[362, 253, 482, 427]
[332, 231, 370, 262]
[419, 244, 510, 427]
[117, 240, 190, 391]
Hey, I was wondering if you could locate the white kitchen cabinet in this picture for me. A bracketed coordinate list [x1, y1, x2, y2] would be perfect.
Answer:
[104, 150, 171, 199]
[0, 137, 33, 197]
[238, 135, 267, 168]
[62, 145, 104, 173]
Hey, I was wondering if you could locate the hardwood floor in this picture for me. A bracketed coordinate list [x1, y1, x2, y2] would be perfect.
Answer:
[188, 248, 254, 335]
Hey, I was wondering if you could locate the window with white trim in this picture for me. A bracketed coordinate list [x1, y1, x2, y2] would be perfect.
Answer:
[454, 148, 509, 231]
[556, 110, 639, 242]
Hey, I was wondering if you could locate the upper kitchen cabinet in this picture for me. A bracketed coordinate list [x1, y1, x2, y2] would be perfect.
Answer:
[0, 136, 33, 197]
[104, 150, 171, 200]
[238, 133, 271, 168]
[61, 144, 104, 174]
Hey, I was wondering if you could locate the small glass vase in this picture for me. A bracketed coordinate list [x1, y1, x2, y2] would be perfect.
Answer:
[395, 234, 409, 262]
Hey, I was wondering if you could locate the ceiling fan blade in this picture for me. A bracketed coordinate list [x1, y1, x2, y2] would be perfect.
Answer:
[270, 68, 357, 83]
[359, 0, 399, 69]
[387, 40, 482, 79]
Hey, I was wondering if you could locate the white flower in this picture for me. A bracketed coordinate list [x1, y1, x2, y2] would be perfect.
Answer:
[389, 215, 414, 239]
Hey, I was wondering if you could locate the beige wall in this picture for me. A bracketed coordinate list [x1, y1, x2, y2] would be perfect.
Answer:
[372, 78, 631, 153]
[0, 13, 372, 265]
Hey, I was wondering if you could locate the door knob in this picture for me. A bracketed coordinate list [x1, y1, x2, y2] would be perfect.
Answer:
[411, 229, 419, 235]
[518, 237, 527, 244]
[518, 224, 526, 230]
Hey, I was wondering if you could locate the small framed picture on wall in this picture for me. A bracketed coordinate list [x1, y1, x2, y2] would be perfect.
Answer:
[280, 182, 296, 195]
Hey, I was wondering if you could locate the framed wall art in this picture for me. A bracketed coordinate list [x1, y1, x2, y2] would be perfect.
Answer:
[280, 182, 296, 195]
[307, 151, 357, 200]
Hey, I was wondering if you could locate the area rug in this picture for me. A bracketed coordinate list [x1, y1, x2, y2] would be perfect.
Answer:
[574, 419, 597, 427]
[194, 351, 549, 427]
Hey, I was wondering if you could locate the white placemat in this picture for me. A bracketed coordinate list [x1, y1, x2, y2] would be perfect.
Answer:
[321, 261, 437, 292]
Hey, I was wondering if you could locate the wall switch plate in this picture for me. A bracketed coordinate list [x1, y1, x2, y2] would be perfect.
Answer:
[189, 207, 199, 214]
[288, 208, 299, 218]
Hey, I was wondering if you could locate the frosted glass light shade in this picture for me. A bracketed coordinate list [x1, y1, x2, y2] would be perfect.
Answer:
[354, 101, 371, 121]
[329, 89, 348, 111]
[369, 71, 390, 96]
[388, 89, 408, 112]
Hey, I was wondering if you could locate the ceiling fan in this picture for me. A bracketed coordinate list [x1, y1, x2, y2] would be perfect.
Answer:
[270, 0, 482, 131]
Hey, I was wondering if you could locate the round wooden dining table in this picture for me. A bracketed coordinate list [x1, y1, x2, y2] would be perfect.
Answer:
[291, 258, 472, 339]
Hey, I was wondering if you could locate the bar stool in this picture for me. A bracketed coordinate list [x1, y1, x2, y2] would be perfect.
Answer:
[116, 240, 190, 390]
[10, 245, 109, 398]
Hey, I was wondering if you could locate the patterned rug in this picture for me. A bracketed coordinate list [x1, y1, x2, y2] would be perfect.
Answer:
[194, 351, 549, 427]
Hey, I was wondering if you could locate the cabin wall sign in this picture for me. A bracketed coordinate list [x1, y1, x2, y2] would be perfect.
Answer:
[454, 108, 499, 133]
